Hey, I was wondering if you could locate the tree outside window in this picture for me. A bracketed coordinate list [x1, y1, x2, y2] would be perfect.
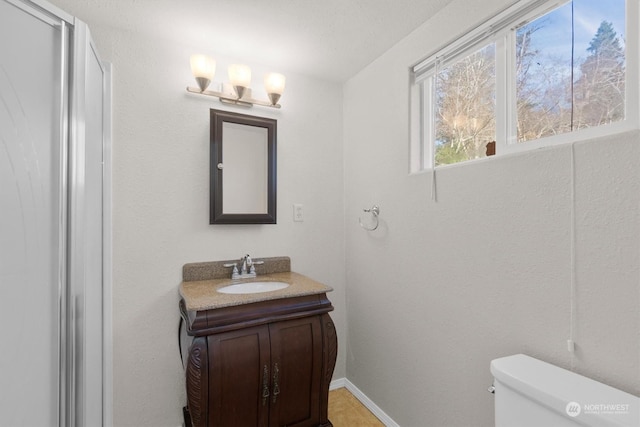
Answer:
[516, 1, 625, 143]
[435, 45, 496, 166]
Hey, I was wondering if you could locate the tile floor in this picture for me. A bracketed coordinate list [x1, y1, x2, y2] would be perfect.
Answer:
[328, 387, 385, 426]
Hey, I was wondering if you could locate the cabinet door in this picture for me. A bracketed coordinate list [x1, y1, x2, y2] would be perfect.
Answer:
[208, 325, 271, 427]
[268, 316, 323, 427]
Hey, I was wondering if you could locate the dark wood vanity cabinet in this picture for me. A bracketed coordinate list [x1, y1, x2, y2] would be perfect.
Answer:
[181, 294, 337, 427]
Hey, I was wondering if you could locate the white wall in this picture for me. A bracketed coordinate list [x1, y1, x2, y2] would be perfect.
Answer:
[343, 0, 640, 426]
[50, 8, 346, 426]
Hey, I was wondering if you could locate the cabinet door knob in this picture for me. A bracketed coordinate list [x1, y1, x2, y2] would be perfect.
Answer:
[262, 365, 270, 406]
[272, 363, 280, 404]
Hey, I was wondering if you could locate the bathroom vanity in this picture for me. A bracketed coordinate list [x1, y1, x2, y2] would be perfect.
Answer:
[179, 257, 337, 427]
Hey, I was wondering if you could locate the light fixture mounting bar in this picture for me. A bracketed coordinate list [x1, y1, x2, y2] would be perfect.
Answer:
[186, 86, 281, 109]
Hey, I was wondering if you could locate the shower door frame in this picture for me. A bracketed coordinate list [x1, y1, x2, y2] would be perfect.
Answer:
[2, 1, 113, 426]
[66, 15, 113, 427]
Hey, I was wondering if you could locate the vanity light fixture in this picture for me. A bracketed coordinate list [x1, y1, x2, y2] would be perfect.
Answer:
[186, 54, 285, 109]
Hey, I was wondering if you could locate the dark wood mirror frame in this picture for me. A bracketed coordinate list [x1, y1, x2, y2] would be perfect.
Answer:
[210, 109, 277, 224]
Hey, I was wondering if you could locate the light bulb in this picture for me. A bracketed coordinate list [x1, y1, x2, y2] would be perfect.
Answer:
[264, 72, 286, 94]
[228, 64, 251, 88]
[190, 54, 216, 91]
[264, 72, 286, 105]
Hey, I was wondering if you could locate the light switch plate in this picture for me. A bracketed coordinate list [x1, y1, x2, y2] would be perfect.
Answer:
[293, 204, 304, 222]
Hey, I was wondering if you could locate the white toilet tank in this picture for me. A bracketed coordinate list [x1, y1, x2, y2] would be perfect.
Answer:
[490, 354, 639, 427]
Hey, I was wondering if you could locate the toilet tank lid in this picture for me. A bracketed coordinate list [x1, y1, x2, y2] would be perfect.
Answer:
[491, 354, 639, 427]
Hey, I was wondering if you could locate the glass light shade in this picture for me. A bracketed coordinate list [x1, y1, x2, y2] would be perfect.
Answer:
[264, 72, 286, 95]
[190, 54, 216, 80]
[228, 64, 252, 87]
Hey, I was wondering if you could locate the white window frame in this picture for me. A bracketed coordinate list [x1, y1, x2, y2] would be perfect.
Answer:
[410, 0, 639, 172]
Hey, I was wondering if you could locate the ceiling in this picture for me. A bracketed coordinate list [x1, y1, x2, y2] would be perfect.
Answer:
[52, 0, 454, 82]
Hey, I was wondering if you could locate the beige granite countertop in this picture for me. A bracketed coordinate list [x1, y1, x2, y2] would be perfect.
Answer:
[179, 271, 333, 311]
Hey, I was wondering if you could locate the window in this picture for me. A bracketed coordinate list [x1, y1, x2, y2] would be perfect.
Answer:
[411, 0, 635, 170]
[435, 44, 496, 166]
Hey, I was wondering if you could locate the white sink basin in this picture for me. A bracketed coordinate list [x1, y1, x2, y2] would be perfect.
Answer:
[217, 281, 290, 294]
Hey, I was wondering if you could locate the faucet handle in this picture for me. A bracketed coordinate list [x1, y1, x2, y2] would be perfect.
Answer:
[248, 259, 264, 275]
[223, 263, 239, 277]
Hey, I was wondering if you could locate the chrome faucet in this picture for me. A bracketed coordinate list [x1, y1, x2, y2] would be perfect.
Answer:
[241, 254, 252, 275]
[224, 254, 264, 279]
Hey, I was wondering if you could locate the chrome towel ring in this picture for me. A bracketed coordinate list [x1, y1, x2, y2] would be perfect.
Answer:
[359, 205, 380, 231]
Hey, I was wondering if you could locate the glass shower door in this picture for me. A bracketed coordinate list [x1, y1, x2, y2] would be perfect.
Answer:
[0, 0, 67, 425]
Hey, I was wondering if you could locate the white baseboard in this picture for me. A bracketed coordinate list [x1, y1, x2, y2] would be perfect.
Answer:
[329, 377, 346, 390]
[329, 378, 400, 427]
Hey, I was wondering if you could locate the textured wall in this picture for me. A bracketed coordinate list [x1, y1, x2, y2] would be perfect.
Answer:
[343, 0, 640, 426]
[50, 5, 347, 426]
